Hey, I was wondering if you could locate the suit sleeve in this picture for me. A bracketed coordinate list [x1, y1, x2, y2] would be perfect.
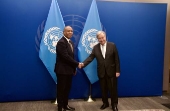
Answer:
[83, 47, 96, 67]
[57, 41, 79, 67]
[114, 44, 120, 72]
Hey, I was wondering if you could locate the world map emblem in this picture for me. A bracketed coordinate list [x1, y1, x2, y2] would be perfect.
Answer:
[82, 29, 99, 54]
[35, 15, 105, 54]
[44, 27, 63, 53]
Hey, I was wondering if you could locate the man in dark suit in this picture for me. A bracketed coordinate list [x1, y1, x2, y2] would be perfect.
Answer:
[54, 26, 81, 111]
[81, 31, 120, 111]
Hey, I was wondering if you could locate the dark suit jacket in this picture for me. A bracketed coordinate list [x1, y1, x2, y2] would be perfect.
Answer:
[83, 42, 120, 78]
[54, 37, 79, 75]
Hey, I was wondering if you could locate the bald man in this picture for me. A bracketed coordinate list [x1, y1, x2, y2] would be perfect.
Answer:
[54, 26, 81, 111]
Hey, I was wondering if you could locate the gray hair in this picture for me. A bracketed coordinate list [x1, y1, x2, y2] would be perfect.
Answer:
[96, 31, 106, 38]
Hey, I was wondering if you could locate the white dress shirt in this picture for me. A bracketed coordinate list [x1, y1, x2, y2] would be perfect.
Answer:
[100, 42, 107, 59]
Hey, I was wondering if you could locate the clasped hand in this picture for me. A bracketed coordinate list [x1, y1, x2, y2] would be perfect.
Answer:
[78, 63, 84, 68]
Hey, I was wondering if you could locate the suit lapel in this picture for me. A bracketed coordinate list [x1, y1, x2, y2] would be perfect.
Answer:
[63, 37, 74, 54]
[97, 43, 105, 59]
[105, 42, 109, 59]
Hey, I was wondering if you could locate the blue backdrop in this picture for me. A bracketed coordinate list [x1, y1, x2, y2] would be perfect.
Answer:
[0, 0, 167, 102]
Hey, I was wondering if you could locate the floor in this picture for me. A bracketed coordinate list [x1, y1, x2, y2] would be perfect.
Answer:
[1, 93, 170, 111]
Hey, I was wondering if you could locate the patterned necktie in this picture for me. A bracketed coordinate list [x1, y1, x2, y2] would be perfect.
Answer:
[69, 40, 73, 52]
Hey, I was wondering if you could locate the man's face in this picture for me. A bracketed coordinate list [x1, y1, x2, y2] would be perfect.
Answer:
[97, 33, 106, 45]
[63, 26, 73, 39]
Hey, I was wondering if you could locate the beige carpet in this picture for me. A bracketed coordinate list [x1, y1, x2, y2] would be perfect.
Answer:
[120, 109, 164, 111]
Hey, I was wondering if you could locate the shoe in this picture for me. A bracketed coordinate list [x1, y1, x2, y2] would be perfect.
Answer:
[112, 104, 118, 111]
[63, 105, 75, 110]
[100, 103, 109, 110]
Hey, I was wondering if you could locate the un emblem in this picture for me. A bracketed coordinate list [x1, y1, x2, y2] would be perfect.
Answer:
[44, 27, 63, 53]
[82, 29, 98, 54]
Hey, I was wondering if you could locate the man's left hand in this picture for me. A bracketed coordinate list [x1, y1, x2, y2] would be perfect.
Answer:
[116, 73, 120, 77]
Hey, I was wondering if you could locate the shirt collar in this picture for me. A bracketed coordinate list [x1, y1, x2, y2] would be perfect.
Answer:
[64, 36, 70, 42]
[100, 42, 107, 47]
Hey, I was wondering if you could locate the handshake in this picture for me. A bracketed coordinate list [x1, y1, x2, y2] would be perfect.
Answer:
[78, 63, 84, 69]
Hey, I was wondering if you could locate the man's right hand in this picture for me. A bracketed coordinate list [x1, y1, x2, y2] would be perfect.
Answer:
[78, 63, 84, 68]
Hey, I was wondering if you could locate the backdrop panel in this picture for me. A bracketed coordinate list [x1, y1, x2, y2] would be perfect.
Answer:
[97, 1, 167, 96]
[0, 0, 167, 102]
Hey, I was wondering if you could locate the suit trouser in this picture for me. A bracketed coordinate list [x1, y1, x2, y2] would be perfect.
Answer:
[56, 74, 72, 108]
[99, 73, 118, 106]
